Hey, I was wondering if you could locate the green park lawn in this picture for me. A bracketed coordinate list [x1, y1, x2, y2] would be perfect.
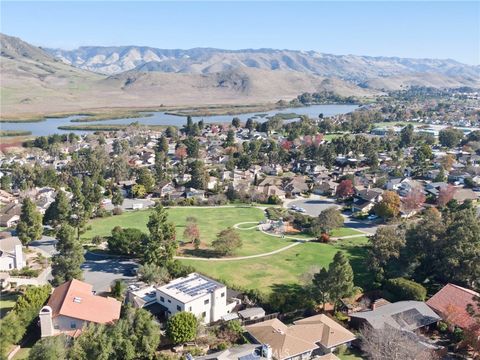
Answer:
[181, 236, 372, 292]
[83, 207, 289, 256]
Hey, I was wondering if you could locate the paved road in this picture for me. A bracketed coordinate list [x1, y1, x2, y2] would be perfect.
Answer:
[81, 252, 138, 293]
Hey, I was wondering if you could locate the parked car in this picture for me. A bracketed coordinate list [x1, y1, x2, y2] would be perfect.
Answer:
[367, 214, 378, 220]
[297, 208, 306, 213]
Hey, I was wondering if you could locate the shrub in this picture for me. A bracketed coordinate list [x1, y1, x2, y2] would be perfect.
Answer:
[166, 312, 198, 344]
[91, 235, 104, 245]
[453, 327, 464, 342]
[437, 321, 448, 332]
[112, 207, 123, 216]
[384, 277, 427, 301]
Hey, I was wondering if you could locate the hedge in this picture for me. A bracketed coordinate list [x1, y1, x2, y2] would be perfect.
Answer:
[384, 277, 427, 302]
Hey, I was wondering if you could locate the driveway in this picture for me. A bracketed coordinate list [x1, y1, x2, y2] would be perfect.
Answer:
[81, 252, 138, 293]
[29, 236, 57, 256]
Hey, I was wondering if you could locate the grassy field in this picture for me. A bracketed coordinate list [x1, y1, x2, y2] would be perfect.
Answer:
[84, 207, 291, 256]
[0, 292, 18, 319]
[181, 236, 372, 292]
[84, 206, 372, 292]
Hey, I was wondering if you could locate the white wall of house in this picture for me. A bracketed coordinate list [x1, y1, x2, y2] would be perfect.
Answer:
[156, 286, 229, 323]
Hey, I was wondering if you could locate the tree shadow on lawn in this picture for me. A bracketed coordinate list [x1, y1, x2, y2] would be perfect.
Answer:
[181, 248, 224, 258]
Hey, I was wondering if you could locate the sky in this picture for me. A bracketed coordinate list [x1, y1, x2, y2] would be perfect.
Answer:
[1, 1, 479, 65]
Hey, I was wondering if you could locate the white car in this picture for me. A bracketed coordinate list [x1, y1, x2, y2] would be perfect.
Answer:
[297, 208, 306, 213]
[367, 214, 378, 220]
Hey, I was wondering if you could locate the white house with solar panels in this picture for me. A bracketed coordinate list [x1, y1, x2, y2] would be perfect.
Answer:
[155, 273, 237, 323]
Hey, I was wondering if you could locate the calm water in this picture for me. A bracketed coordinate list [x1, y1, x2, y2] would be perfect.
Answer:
[0, 104, 358, 136]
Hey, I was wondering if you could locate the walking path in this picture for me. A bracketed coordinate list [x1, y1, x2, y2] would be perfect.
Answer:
[174, 241, 301, 261]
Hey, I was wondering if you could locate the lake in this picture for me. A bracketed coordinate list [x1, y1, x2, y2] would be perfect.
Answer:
[0, 104, 358, 136]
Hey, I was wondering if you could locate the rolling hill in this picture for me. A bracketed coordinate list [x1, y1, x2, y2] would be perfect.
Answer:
[1, 33, 478, 119]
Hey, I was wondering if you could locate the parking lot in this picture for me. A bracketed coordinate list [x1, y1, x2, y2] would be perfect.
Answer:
[29, 237, 139, 293]
[285, 195, 378, 235]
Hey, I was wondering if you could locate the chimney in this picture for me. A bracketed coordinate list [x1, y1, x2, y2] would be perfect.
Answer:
[14, 244, 24, 269]
[39, 306, 54, 337]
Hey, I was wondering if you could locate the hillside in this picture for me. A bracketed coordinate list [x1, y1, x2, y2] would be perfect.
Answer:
[1, 33, 479, 119]
[48, 46, 480, 87]
[0, 34, 376, 118]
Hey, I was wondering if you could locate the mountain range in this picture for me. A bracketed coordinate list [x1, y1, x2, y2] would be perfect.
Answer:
[1, 33, 479, 118]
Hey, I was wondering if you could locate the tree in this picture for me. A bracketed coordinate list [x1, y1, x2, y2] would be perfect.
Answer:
[156, 136, 169, 154]
[166, 312, 197, 344]
[111, 186, 124, 208]
[144, 203, 177, 266]
[51, 224, 84, 285]
[374, 191, 401, 219]
[189, 160, 207, 190]
[17, 198, 43, 247]
[108, 226, 147, 256]
[402, 188, 425, 214]
[175, 146, 187, 161]
[137, 168, 155, 193]
[132, 184, 147, 198]
[212, 227, 242, 256]
[44, 191, 71, 227]
[184, 136, 200, 158]
[312, 267, 330, 311]
[312, 207, 344, 236]
[165, 126, 177, 138]
[434, 166, 446, 182]
[336, 179, 354, 199]
[69, 307, 160, 360]
[399, 124, 414, 148]
[223, 129, 235, 147]
[110, 280, 127, 300]
[232, 117, 241, 128]
[368, 226, 406, 281]
[183, 219, 200, 244]
[359, 326, 438, 360]
[327, 251, 355, 309]
[440, 154, 455, 171]
[384, 277, 427, 301]
[437, 184, 456, 207]
[137, 263, 170, 285]
[69, 177, 88, 241]
[29, 335, 69, 360]
[245, 118, 255, 131]
[439, 127, 463, 148]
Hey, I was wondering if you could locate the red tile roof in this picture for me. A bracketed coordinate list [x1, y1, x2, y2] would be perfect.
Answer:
[426, 283, 479, 330]
[47, 279, 121, 324]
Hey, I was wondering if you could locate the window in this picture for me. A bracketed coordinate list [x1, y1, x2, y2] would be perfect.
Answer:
[201, 312, 206, 318]
[189, 306, 192, 311]
[176, 305, 181, 311]
[221, 292, 225, 297]
[204, 299, 209, 305]
[54, 324, 59, 330]
[168, 299, 171, 303]
[160, 296, 164, 302]
[70, 322, 77, 329]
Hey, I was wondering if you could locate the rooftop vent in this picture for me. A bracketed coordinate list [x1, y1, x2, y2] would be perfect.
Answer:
[73, 297, 82, 303]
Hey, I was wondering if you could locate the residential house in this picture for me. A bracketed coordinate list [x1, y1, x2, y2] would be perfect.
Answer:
[155, 273, 237, 324]
[152, 181, 176, 198]
[427, 284, 480, 334]
[452, 188, 478, 203]
[284, 177, 309, 197]
[351, 188, 383, 214]
[0, 202, 22, 227]
[0, 237, 25, 271]
[39, 279, 121, 337]
[246, 314, 356, 360]
[238, 307, 266, 321]
[349, 301, 440, 331]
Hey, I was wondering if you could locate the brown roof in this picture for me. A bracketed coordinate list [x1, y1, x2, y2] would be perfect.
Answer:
[426, 283, 479, 330]
[246, 315, 355, 360]
[47, 279, 121, 324]
[294, 314, 356, 348]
